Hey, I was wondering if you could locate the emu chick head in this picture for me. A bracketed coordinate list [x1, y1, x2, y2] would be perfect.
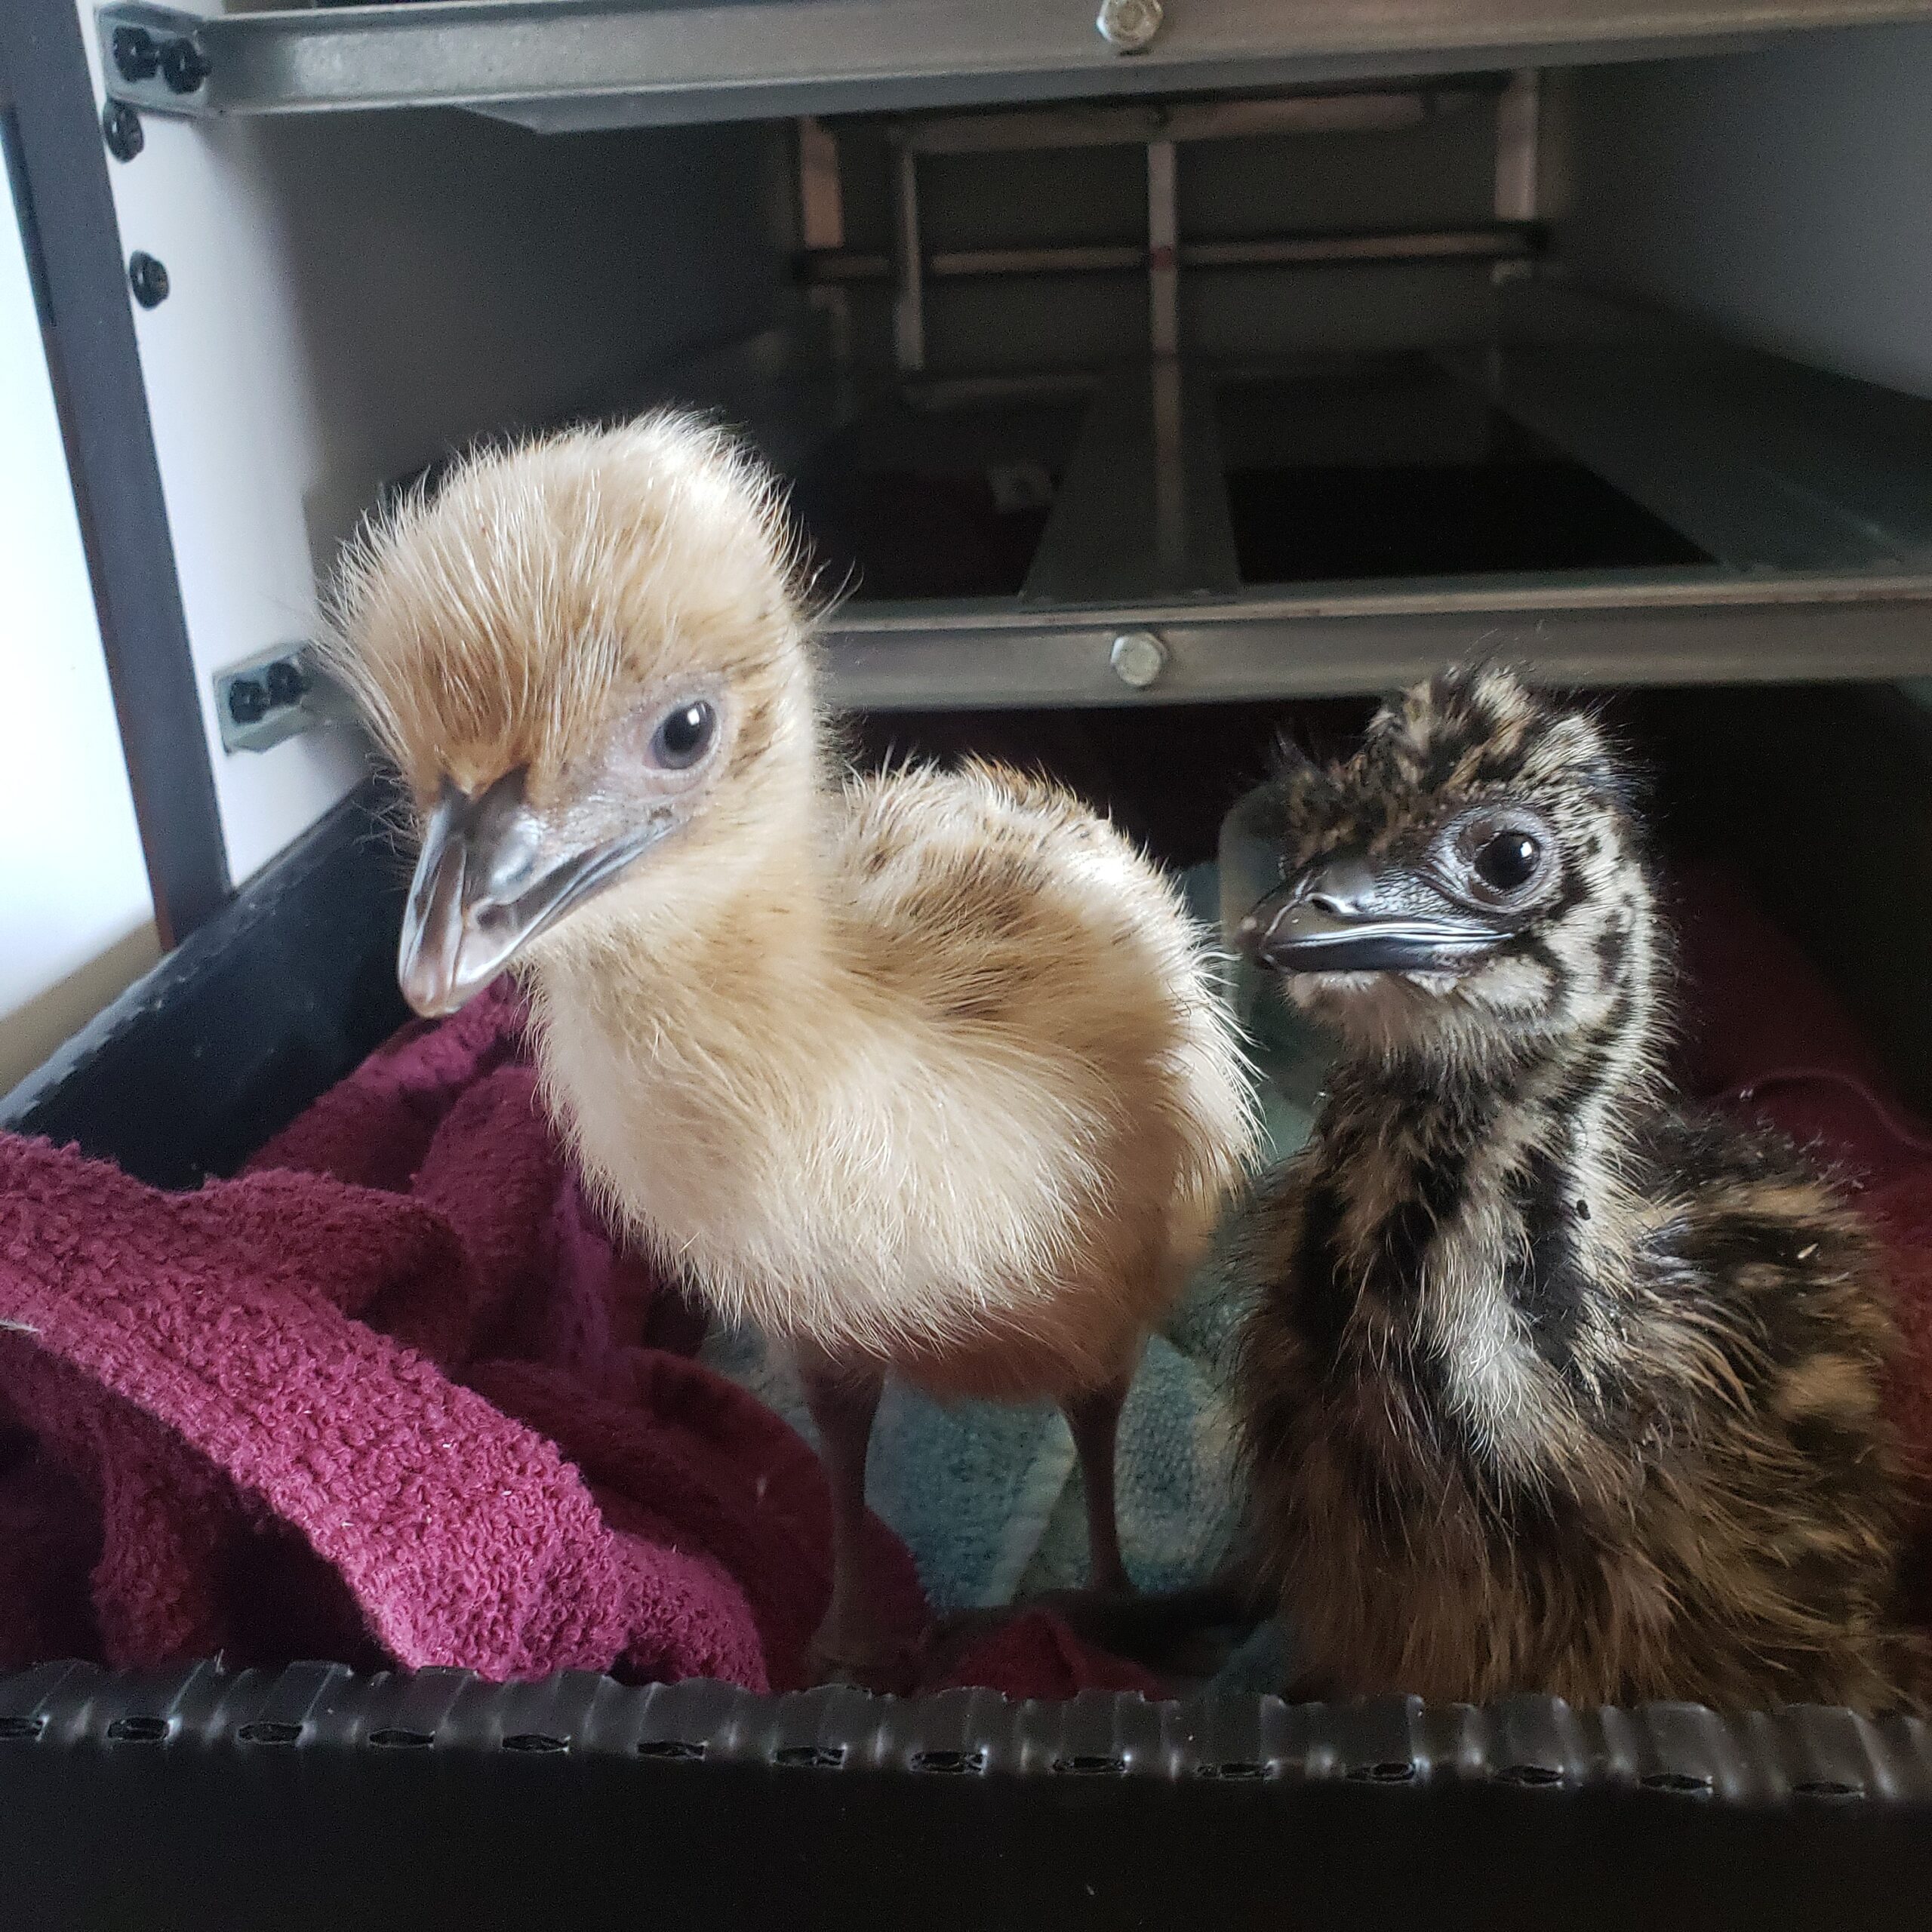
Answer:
[323, 414, 817, 1017]
[1241, 666, 1654, 1064]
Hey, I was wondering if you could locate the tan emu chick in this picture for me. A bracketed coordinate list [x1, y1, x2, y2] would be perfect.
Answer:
[1234, 666, 1918, 1712]
[325, 414, 1258, 1684]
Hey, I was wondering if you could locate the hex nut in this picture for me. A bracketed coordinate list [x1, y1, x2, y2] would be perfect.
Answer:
[1109, 630, 1168, 689]
[1096, 0, 1164, 53]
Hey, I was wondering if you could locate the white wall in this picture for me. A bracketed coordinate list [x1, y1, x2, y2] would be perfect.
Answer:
[76, 0, 791, 887]
[73, 0, 362, 887]
[0, 176, 157, 1095]
[1561, 24, 1932, 401]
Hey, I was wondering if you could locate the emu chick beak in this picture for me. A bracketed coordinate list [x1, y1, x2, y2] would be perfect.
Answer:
[1238, 854, 1512, 976]
[398, 770, 669, 1017]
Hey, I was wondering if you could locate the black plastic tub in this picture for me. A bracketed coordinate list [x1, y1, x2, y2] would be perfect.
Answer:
[5, 754, 1932, 1930]
[4, 1659, 1932, 1931]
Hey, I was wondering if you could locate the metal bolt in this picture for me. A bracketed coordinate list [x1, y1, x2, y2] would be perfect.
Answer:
[1096, 0, 1164, 54]
[102, 101, 144, 163]
[159, 38, 211, 94]
[128, 251, 169, 309]
[111, 26, 160, 83]
[1109, 629, 1168, 689]
[227, 677, 269, 725]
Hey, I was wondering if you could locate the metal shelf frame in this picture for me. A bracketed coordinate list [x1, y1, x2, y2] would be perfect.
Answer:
[97, 0, 1932, 134]
[6, 0, 230, 939]
[822, 571, 1932, 709]
[98, 17, 1932, 722]
[806, 302, 1932, 708]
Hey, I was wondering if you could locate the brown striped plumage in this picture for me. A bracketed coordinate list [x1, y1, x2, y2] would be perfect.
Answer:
[1234, 666, 1921, 1712]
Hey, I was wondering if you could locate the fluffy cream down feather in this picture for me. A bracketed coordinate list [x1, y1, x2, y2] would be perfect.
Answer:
[323, 412, 1260, 1403]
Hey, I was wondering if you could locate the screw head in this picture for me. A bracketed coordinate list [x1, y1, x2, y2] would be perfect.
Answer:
[1109, 629, 1168, 689]
[102, 101, 144, 163]
[128, 251, 169, 309]
[1096, 0, 1163, 54]
[227, 677, 269, 725]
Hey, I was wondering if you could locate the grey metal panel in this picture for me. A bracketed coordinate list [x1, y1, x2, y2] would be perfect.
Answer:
[7, 0, 230, 943]
[611, 309, 863, 476]
[823, 573, 1932, 707]
[1440, 340, 1932, 571]
[97, 0, 1932, 130]
[1021, 361, 1241, 603]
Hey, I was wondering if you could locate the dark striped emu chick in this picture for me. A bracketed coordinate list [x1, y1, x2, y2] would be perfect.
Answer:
[1234, 666, 1919, 1712]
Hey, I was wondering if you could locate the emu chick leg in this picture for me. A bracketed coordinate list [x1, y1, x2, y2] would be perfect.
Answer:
[1063, 1371, 1135, 1595]
[798, 1350, 901, 1685]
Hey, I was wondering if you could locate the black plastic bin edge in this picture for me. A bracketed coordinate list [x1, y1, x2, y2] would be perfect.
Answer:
[0, 780, 411, 1186]
[7, 773, 1932, 1927]
[2, 1662, 1930, 1930]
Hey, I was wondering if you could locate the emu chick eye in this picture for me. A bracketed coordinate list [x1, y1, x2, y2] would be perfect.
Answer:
[1474, 829, 1542, 893]
[651, 700, 716, 770]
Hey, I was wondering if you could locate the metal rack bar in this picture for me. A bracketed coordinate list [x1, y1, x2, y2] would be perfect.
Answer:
[1184, 227, 1535, 267]
[823, 574, 1932, 709]
[803, 226, 1537, 282]
[890, 135, 925, 374]
[1146, 139, 1179, 358]
[796, 118, 844, 251]
[1494, 69, 1542, 221]
[795, 118, 854, 373]
[95, 0, 1932, 133]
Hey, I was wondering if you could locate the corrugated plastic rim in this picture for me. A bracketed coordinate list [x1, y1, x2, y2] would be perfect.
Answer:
[2, 1661, 1928, 1806]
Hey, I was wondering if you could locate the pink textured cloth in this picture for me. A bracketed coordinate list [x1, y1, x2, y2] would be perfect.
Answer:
[0, 982, 1158, 1697]
[1676, 863, 1932, 1531]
